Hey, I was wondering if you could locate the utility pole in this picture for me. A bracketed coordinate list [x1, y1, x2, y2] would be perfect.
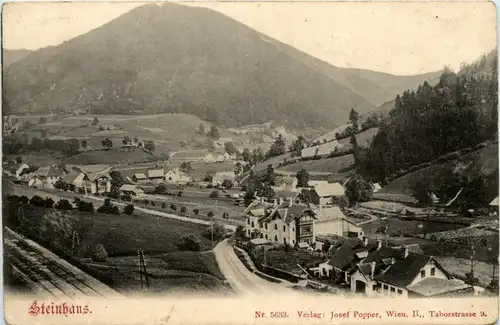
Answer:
[138, 249, 149, 290]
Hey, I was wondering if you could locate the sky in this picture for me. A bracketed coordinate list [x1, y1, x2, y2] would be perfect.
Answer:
[2, 1, 497, 75]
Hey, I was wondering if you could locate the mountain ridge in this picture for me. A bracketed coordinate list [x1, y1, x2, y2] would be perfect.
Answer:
[3, 3, 440, 129]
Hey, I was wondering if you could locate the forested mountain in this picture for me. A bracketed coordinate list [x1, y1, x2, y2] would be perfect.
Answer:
[362, 50, 498, 184]
[3, 3, 438, 129]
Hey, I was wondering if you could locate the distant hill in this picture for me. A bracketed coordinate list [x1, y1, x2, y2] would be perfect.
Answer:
[2, 49, 31, 68]
[4, 3, 439, 129]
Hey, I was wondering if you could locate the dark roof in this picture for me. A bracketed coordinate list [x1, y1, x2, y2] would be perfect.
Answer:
[328, 238, 370, 271]
[274, 189, 298, 199]
[62, 170, 83, 184]
[374, 253, 431, 287]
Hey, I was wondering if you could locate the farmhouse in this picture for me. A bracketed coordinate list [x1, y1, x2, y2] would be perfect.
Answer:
[69, 165, 112, 195]
[212, 171, 236, 187]
[3, 163, 30, 179]
[27, 166, 66, 189]
[274, 176, 298, 190]
[61, 170, 86, 189]
[313, 206, 364, 238]
[244, 199, 317, 247]
[148, 169, 164, 181]
[119, 184, 145, 197]
[164, 168, 192, 184]
[132, 173, 147, 182]
[308, 183, 345, 206]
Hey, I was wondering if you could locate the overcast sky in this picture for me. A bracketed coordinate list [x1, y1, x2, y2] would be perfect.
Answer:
[3, 1, 497, 75]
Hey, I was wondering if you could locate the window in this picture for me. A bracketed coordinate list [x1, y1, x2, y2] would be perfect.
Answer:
[420, 270, 426, 278]
[397, 289, 403, 295]
[265, 223, 268, 230]
[292, 228, 295, 232]
[259, 222, 262, 229]
[292, 240, 295, 244]
[283, 225, 286, 232]
[274, 235, 278, 241]
[383, 284, 389, 291]
[251, 221, 254, 228]
[265, 234, 268, 239]
[390, 287, 395, 293]
[430, 267, 436, 276]
[274, 224, 277, 230]
[247, 219, 250, 225]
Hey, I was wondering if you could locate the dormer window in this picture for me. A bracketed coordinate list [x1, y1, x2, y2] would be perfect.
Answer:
[420, 270, 425, 278]
[430, 267, 435, 276]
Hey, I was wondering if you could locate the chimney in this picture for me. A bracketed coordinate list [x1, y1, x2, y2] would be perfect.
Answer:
[260, 197, 265, 204]
[288, 197, 293, 205]
[403, 246, 409, 258]
[363, 237, 368, 247]
[370, 261, 376, 278]
[377, 240, 382, 250]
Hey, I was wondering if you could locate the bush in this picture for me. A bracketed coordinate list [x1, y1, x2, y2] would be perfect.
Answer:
[73, 198, 94, 212]
[107, 191, 120, 199]
[177, 234, 202, 251]
[170, 204, 177, 211]
[207, 211, 214, 218]
[96, 198, 119, 214]
[151, 201, 155, 207]
[29, 195, 45, 207]
[154, 184, 167, 194]
[180, 206, 187, 213]
[19, 196, 29, 205]
[203, 222, 226, 241]
[55, 199, 73, 210]
[209, 190, 219, 198]
[123, 204, 134, 215]
[222, 179, 233, 189]
[92, 244, 108, 262]
[44, 197, 55, 208]
[161, 202, 167, 209]
[121, 194, 132, 202]
[193, 209, 200, 215]
[144, 199, 150, 206]
[177, 191, 183, 197]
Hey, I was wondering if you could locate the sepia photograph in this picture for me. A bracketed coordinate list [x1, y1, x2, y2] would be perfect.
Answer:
[2, 1, 499, 324]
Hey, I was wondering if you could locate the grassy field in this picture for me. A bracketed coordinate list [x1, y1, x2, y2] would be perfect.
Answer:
[361, 217, 466, 237]
[114, 161, 234, 181]
[63, 147, 158, 165]
[379, 143, 498, 197]
[338, 127, 379, 149]
[251, 247, 325, 274]
[435, 257, 498, 287]
[278, 154, 354, 174]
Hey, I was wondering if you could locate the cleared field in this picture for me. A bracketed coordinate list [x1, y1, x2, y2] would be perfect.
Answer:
[379, 143, 498, 197]
[338, 127, 379, 149]
[254, 152, 295, 172]
[278, 154, 354, 174]
[361, 217, 466, 237]
[115, 161, 234, 180]
[251, 247, 324, 274]
[63, 147, 157, 165]
[436, 257, 498, 288]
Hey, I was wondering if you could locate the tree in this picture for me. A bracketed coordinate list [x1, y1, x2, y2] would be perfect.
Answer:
[296, 169, 310, 188]
[29, 195, 45, 207]
[154, 184, 167, 194]
[267, 134, 286, 158]
[92, 244, 108, 262]
[180, 162, 193, 173]
[55, 199, 73, 210]
[92, 116, 100, 125]
[244, 189, 255, 206]
[222, 179, 233, 189]
[349, 108, 360, 131]
[44, 198, 55, 208]
[203, 173, 213, 182]
[203, 222, 226, 241]
[350, 134, 359, 165]
[197, 123, 205, 135]
[256, 183, 275, 200]
[81, 139, 88, 150]
[345, 174, 373, 204]
[96, 198, 119, 214]
[242, 148, 251, 162]
[224, 142, 239, 155]
[133, 136, 139, 144]
[109, 170, 125, 193]
[291, 135, 307, 156]
[144, 140, 156, 152]
[209, 190, 219, 198]
[15, 156, 23, 163]
[123, 204, 135, 215]
[412, 179, 433, 206]
[122, 136, 131, 145]
[208, 126, 220, 140]
[177, 234, 202, 251]
[322, 240, 332, 255]
[234, 162, 243, 175]
[264, 164, 276, 186]
[235, 225, 246, 239]
[39, 116, 47, 124]
[101, 137, 113, 150]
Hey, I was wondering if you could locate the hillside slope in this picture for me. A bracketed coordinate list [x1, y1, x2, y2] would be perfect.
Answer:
[2, 49, 31, 68]
[4, 3, 440, 129]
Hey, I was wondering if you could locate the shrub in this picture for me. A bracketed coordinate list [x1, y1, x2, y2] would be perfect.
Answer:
[154, 184, 167, 194]
[29, 195, 45, 207]
[151, 201, 155, 207]
[193, 209, 200, 215]
[123, 204, 135, 215]
[209, 190, 219, 198]
[180, 206, 187, 213]
[97, 198, 119, 214]
[177, 234, 202, 251]
[177, 191, 183, 197]
[170, 204, 177, 211]
[107, 191, 120, 199]
[203, 222, 226, 241]
[207, 211, 214, 218]
[44, 197, 55, 208]
[19, 196, 29, 205]
[222, 180, 233, 189]
[161, 202, 167, 209]
[92, 244, 108, 262]
[121, 194, 132, 202]
[55, 199, 73, 211]
[144, 199, 150, 206]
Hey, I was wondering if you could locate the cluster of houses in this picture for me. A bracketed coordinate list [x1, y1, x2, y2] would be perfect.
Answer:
[311, 238, 475, 298]
[4, 162, 113, 195]
[131, 168, 236, 188]
[244, 176, 365, 248]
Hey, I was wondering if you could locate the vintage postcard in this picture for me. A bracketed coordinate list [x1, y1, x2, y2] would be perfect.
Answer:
[1, 1, 499, 324]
